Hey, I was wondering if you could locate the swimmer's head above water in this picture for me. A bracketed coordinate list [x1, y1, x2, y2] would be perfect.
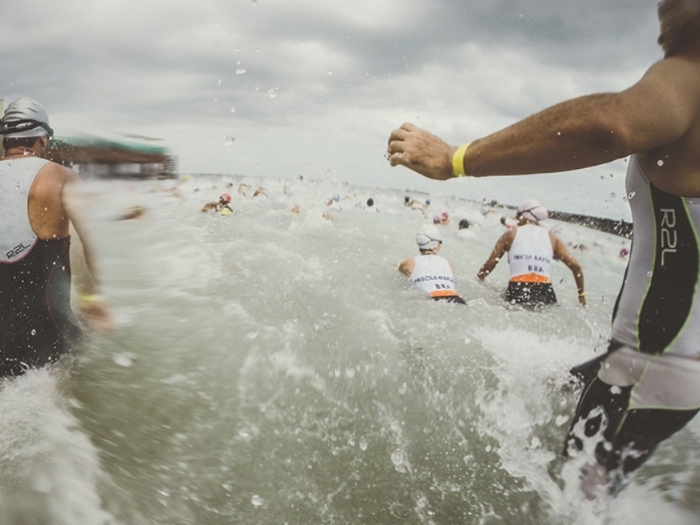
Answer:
[516, 199, 548, 223]
[0, 97, 54, 138]
[416, 224, 442, 252]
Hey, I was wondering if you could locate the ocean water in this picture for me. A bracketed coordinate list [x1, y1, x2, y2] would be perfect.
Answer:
[1, 174, 699, 525]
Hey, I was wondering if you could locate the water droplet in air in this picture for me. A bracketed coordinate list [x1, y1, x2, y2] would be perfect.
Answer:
[217, 79, 222, 86]
[223, 136, 235, 146]
[647, 271, 653, 278]
[230, 105, 236, 113]
[359, 438, 368, 451]
[391, 449, 405, 467]
[610, 192, 616, 198]
[268, 87, 278, 98]
[609, 173, 614, 178]
[252, 0, 258, 5]
[251, 495, 264, 507]
[600, 175, 605, 180]
[327, 69, 333, 75]
[236, 66, 247, 75]
[628, 191, 636, 199]
[657, 159, 664, 167]
[31, 329, 36, 335]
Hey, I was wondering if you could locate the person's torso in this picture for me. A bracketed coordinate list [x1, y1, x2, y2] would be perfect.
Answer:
[409, 254, 458, 297]
[611, 154, 700, 358]
[507, 224, 553, 283]
[0, 156, 78, 373]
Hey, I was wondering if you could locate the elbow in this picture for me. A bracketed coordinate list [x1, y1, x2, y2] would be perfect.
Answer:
[590, 115, 637, 159]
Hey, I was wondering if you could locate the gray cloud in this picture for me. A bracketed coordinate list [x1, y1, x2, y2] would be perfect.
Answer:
[0, 0, 665, 217]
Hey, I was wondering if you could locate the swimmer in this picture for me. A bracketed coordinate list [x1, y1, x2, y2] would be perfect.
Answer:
[202, 193, 233, 214]
[326, 194, 342, 209]
[477, 200, 585, 308]
[456, 219, 478, 241]
[116, 205, 146, 221]
[398, 224, 466, 305]
[365, 198, 379, 212]
[0, 96, 112, 377]
[237, 182, 251, 196]
[404, 195, 428, 218]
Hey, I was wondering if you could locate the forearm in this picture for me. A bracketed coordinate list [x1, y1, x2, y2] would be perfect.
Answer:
[70, 224, 100, 295]
[477, 257, 499, 280]
[572, 269, 585, 296]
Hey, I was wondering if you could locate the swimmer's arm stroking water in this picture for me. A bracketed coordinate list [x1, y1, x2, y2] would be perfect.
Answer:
[551, 233, 586, 306]
[477, 230, 514, 281]
[387, 59, 700, 187]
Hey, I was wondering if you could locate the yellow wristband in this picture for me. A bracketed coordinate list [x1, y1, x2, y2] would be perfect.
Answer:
[80, 294, 103, 303]
[452, 143, 470, 177]
[578, 291, 585, 297]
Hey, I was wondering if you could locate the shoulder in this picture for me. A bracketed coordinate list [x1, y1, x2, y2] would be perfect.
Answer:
[548, 230, 562, 245]
[32, 162, 78, 198]
[631, 57, 700, 111]
[398, 257, 415, 275]
[37, 161, 78, 183]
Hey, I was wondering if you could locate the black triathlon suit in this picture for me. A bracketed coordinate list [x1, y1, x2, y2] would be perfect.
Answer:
[0, 157, 80, 377]
[564, 155, 700, 490]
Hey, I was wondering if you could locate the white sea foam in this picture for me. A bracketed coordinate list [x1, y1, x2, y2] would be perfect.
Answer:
[2, 174, 696, 524]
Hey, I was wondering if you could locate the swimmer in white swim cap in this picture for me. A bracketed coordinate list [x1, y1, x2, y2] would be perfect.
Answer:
[398, 224, 466, 304]
[478, 199, 585, 309]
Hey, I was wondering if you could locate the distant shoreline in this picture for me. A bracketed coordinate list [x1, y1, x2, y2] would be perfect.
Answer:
[484, 201, 633, 239]
[546, 210, 632, 239]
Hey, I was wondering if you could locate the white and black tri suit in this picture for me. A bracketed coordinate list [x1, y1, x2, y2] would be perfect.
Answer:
[409, 254, 466, 304]
[566, 154, 700, 483]
[0, 157, 80, 377]
[506, 224, 557, 306]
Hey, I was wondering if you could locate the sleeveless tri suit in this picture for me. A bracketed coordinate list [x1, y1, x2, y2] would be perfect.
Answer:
[566, 154, 700, 484]
[0, 157, 79, 377]
[506, 224, 557, 306]
[409, 254, 466, 304]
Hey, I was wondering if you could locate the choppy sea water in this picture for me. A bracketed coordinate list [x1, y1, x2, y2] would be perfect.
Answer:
[1, 174, 699, 525]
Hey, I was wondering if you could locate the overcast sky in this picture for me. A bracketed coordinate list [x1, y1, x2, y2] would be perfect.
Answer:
[2, 0, 663, 219]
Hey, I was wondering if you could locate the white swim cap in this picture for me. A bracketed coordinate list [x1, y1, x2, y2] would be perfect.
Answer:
[416, 223, 442, 251]
[517, 199, 548, 222]
[0, 97, 53, 138]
